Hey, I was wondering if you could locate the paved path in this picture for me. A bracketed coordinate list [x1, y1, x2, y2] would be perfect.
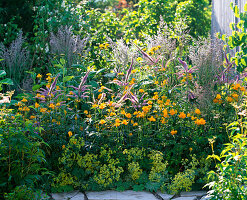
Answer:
[51, 190, 210, 200]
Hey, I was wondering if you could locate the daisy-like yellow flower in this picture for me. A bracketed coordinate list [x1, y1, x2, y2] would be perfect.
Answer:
[92, 104, 98, 108]
[148, 116, 156, 122]
[37, 74, 42, 79]
[21, 98, 28, 103]
[216, 94, 221, 100]
[122, 119, 128, 125]
[195, 108, 201, 115]
[227, 96, 234, 103]
[99, 119, 106, 125]
[163, 109, 169, 118]
[169, 109, 177, 116]
[99, 103, 106, 109]
[178, 112, 186, 119]
[139, 89, 144, 93]
[40, 108, 47, 113]
[133, 122, 138, 126]
[68, 131, 73, 137]
[195, 118, 206, 125]
[35, 102, 40, 108]
[84, 110, 89, 114]
[49, 103, 55, 109]
[142, 106, 150, 113]
[30, 116, 36, 120]
[125, 113, 132, 118]
[171, 130, 177, 135]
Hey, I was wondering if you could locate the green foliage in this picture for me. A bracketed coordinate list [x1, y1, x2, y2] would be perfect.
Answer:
[219, 2, 247, 72]
[0, 108, 49, 197]
[205, 108, 247, 200]
[0, 69, 13, 92]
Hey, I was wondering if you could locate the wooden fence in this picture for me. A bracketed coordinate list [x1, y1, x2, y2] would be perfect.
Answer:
[211, 0, 247, 37]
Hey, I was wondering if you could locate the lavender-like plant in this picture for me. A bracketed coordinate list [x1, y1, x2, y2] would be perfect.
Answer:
[0, 31, 30, 90]
[50, 26, 89, 67]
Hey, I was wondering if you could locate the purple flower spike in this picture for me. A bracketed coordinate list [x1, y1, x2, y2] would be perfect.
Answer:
[178, 58, 188, 72]
[125, 58, 134, 83]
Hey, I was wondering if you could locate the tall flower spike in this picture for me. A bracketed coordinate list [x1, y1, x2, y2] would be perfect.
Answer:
[125, 58, 134, 83]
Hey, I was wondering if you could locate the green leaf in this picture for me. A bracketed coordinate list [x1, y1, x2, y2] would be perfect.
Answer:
[0, 78, 13, 85]
[63, 76, 74, 82]
[0, 70, 6, 78]
[32, 84, 42, 91]
[71, 64, 86, 71]
[60, 58, 66, 65]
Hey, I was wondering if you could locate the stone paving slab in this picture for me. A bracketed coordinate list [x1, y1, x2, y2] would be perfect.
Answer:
[51, 191, 85, 200]
[86, 190, 158, 200]
[180, 191, 207, 197]
[156, 192, 174, 200]
[172, 197, 197, 200]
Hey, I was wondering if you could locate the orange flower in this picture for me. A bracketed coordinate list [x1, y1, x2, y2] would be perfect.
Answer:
[139, 89, 144, 93]
[148, 116, 156, 122]
[178, 112, 186, 119]
[129, 133, 133, 136]
[171, 130, 177, 135]
[68, 131, 73, 137]
[21, 98, 28, 103]
[169, 109, 177, 116]
[216, 94, 221, 100]
[227, 96, 234, 103]
[99, 103, 106, 109]
[163, 109, 169, 118]
[195, 108, 201, 115]
[37, 74, 42, 79]
[49, 103, 55, 109]
[62, 145, 65, 149]
[122, 120, 128, 125]
[195, 118, 206, 125]
[125, 113, 132, 118]
[133, 122, 138, 126]
[35, 102, 40, 108]
[99, 119, 106, 125]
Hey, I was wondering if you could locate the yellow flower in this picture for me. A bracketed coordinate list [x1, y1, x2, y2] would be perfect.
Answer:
[216, 94, 221, 100]
[129, 133, 133, 136]
[195, 118, 206, 125]
[189, 147, 192, 151]
[30, 116, 36, 120]
[148, 116, 156, 122]
[99, 103, 106, 109]
[56, 103, 61, 107]
[40, 108, 47, 113]
[68, 131, 73, 137]
[152, 95, 159, 100]
[99, 119, 106, 125]
[125, 113, 132, 118]
[80, 126, 83, 131]
[163, 109, 169, 118]
[187, 113, 191, 117]
[75, 116, 78, 120]
[35, 102, 40, 108]
[195, 108, 201, 115]
[49, 103, 55, 109]
[133, 122, 138, 126]
[171, 130, 177, 135]
[148, 100, 153, 105]
[84, 110, 89, 114]
[227, 96, 234, 103]
[139, 89, 144, 93]
[213, 99, 218, 103]
[92, 104, 98, 108]
[169, 109, 177, 116]
[232, 93, 239, 99]
[142, 106, 150, 113]
[99, 44, 105, 49]
[46, 73, 52, 76]
[62, 145, 65, 149]
[115, 118, 121, 124]
[154, 80, 159, 85]
[21, 98, 28, 103]
[178, 112, 186, 119]
[165, 99, 170, 106]
[122, 120, 128, 125]
[37, 74, 42, 79]
[105, 43, 110, 49]
[52, 119, 56, 123]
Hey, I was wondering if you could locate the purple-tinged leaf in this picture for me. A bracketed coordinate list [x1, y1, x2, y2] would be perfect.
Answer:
[178, 58, 188, 71]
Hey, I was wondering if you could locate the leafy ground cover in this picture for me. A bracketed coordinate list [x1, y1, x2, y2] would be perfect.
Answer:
[0, 0, 247, 199]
